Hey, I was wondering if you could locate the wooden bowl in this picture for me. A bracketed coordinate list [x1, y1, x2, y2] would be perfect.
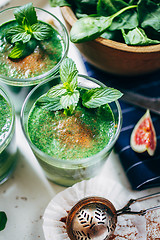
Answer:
[60, 6, 160, 76]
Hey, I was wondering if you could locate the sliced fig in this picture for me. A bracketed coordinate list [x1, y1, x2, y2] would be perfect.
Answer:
[130, 109, 156, 156]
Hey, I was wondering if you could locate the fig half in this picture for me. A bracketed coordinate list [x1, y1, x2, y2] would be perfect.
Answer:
[130, 109, 156, 156]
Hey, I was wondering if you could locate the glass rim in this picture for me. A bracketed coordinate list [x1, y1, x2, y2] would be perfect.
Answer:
[0, 86, 15, 154]
[20, 74, 122, 166]
[0, 6, 69, 86]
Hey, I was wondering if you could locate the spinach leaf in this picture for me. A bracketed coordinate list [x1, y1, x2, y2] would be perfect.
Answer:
[122, 27, 160, 45]
[97, 0, 138, 31]
[70, 5, 137, 43]
[0, 211, 7, 231]
[49, 0, 71, 7]
[101, 29, 124, 42]
[74, 0, 98, 16]
[70, 15, 113, 43]
[129, 0, 138, 4]
[138, 0, 160, 32]
[109, 10, 138, 31]
[97, 0, 128, 16]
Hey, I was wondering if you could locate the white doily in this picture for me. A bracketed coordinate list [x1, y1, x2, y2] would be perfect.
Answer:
[43, 176, 146, 240]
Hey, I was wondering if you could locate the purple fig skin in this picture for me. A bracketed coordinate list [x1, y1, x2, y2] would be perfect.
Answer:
[130, 109, 157, 156]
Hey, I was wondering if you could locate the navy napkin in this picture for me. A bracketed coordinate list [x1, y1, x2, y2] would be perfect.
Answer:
[83, 58, 160, 190]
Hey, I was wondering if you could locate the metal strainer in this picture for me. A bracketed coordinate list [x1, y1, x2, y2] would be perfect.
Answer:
[66, 192, 160, 240]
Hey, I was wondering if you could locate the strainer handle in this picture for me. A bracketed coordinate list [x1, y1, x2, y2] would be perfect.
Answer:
[117, 205, 160, 216]
[116, 192, 160, 216]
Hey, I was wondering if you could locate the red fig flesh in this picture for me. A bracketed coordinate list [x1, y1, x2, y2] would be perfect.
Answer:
[130, 109, 156, 156]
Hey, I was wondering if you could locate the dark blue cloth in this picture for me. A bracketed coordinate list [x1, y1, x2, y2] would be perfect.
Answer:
[83, 57, 160, 190]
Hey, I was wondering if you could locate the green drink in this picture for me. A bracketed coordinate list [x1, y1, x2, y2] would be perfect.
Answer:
[0, 4, 69, 113]
[21, 74, 122, 187]
[0, 87, 17, 184]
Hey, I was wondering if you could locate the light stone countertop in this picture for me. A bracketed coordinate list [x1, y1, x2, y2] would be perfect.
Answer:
[0, 1, 160, 240]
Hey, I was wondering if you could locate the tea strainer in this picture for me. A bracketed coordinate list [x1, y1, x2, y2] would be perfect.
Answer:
[66, 192, 160, 240]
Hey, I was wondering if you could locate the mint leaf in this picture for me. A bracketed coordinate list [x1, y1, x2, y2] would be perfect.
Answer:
[47, 84, 67, 98]
[8, 43, 25, 58]
[60, 58, 78, 84]
[36, 57, 123, 115]
[0, 211, 7, 231]
[14, 3, 37, 26]
[36, 95, 63, 111]
[31, 23, 53, 41]
[5, 26, 31, 43]
[5, 3, 54, 59]
[67, 70, 79, 91]
[60, 90, 80, 109]
[82, 87, 123, 108]
[8, 39, 37, 59]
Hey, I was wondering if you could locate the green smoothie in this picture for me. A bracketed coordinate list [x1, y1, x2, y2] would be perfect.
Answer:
[0, 20, 64, 79]
[0, 91, 17, 184]
[28, 101, 115, 160]
[0, 94, 12, 145]
[21, 57, 122, 186]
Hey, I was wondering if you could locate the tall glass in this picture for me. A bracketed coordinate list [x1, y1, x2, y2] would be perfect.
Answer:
[0, 6, 69, 113]
[21, 75, 122, 187]
[0, 87, 17, 184]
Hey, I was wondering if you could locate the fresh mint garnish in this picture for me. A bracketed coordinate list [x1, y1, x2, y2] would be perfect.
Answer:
[5, 3, 53, 59]
[0, 211, 7, 231]
[8, 39, 37, 59]
[36, 57, 123, 115]
[82, 87, 123, 108]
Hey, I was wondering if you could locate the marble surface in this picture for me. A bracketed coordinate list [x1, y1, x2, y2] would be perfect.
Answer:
[0, 1, 160, 240]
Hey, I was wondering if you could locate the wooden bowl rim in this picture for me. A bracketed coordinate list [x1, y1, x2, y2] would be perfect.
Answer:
[60, 6, 160, 53]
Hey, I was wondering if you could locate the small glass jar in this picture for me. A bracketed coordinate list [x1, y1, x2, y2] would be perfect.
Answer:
[0, 6, 69, 113]
[0, 86, 17, 184]
[21, 75, 122, 187]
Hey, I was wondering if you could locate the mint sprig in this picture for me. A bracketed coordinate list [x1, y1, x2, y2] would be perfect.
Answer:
[5, 3, 53, 59]
[36, 57, 123, 116]
[0, 211, 7, 231]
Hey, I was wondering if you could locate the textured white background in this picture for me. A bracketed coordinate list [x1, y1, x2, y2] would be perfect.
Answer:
[0, 1, 160, 240]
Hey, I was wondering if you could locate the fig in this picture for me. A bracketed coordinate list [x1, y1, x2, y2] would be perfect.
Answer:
[130, 109, 156, 156]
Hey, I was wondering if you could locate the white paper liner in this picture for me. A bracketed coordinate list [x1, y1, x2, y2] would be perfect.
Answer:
[43, 176, 147, 240]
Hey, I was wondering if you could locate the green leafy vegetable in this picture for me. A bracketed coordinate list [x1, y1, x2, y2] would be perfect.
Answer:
[70, 5, 137, 43]
[50, 0, 160, 46]
[49, 0, 71, 7]
[5, 3, 53, 59]
[138, 0, 160, 32]
[122, 27, 160, 45]
[97, 0, 128, 16]
[36, 57, 123, 115]
[0, 211, 7, 231]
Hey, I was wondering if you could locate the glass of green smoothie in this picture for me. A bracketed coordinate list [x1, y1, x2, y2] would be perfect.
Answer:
[0, 3, 69, 113]
[21, 58, 122, 187]
[0, 86, 17, 184]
